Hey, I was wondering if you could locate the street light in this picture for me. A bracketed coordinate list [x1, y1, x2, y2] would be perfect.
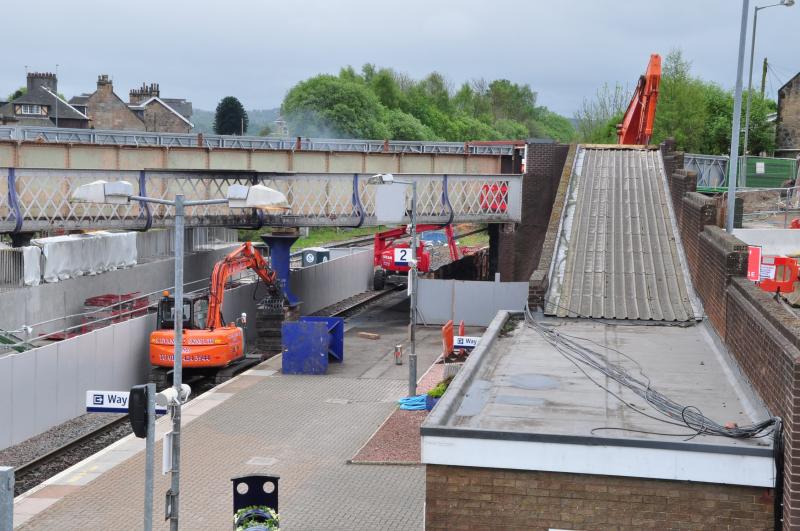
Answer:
[368, 173, 419, 397]
[727, 1, 752, 233]
[742, 0, 794, 161]
[70, 180, 288, 530]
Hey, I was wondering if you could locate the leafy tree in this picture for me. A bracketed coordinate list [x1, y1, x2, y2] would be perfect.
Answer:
[213, 96, 248, 135]
[281, 65, 574, 142]
[383, 109, 436, 140]
[258, 125, 272, 136]
[8, 87, 26, 100]
[574, 83, 628, 142]
[282, 75, 388, 138]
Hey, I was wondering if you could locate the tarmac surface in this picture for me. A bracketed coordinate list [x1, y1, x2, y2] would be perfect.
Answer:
[15, 291, 438, 530]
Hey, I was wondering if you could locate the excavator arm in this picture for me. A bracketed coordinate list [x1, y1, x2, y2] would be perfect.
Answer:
[617, 54, 662, 145]
[207, 242, 278, 330]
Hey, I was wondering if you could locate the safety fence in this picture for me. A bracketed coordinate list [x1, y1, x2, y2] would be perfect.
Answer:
[0, 247, 374, 449]
[416, 278, 529, 326]
[725, 185, 800, 229]
[686, 153, 797, 191]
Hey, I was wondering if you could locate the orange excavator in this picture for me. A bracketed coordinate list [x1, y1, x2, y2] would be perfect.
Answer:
[617, 54, 661, 145]
[149, 242, 281, 385]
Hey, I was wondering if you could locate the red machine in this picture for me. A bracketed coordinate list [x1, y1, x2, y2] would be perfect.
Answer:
[372, 224, 459, 289]
[617, 54, 662, 145]
[150, 242, 280, 377]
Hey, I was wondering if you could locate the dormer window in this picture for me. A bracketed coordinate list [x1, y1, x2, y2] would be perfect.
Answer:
[18, 104, 43, 115]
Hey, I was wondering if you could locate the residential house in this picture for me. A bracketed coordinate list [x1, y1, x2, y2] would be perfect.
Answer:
[0, 72, 89, 128]
[69, 75, 145, 131]
[127, 82, 193, 133]
[776, 72, 800, 158]
[69, 77, 193, 133]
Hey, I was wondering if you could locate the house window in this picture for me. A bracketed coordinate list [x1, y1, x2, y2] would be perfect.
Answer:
[19, 104, 42, 115]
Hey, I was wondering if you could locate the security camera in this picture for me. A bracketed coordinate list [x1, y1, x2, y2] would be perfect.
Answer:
[156, 384, 191, 407]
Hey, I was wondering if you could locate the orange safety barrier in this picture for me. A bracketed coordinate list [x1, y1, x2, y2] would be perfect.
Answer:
[760, 256, 799, 294]
[442, 320, 454, 357]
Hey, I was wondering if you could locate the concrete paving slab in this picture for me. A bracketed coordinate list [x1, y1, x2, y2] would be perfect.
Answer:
[15, 292, 436, 530]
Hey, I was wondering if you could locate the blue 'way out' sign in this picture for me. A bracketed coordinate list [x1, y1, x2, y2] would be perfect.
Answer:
[86, 390, 166, 414]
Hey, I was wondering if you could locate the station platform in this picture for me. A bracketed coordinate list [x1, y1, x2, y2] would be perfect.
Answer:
[15, 291, 440, 530]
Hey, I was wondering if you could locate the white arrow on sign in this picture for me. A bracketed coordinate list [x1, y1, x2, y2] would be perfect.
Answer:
[454, 336, 480, 348]
[86, 390, 166, 414]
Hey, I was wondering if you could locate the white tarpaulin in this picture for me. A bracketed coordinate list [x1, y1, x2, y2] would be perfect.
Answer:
[22, 245, 42, 286]
[32, 232, 137, 283]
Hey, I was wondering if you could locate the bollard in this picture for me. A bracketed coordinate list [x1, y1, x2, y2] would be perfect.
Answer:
[1, 466, 13, 531]
[394, 344, 403, 365]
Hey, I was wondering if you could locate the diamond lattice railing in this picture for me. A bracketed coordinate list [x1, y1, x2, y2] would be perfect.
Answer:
[0, 169, 520, 233]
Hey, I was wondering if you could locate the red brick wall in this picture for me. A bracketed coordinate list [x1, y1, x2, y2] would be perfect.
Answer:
[661, 143, 800, 527]
[426, 465, 773, 530]
[496, 142, 569, 283]
[527, 144, 576, 308]
[679, 192, 717, 282]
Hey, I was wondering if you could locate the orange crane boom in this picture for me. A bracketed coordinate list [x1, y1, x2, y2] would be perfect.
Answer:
[207, 242, 277, 330]
[150, 242, 280, 375]
[617, 54, 662, 145]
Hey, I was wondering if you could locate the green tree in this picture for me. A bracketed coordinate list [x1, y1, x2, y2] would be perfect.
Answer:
[258, 124, 272, 136]
[282, 75, 389, 138]
[8, 87, 26, 100]
[383, 109, 437, 140]
[574, 83, 628, 142]
[213, 96, 248, 135]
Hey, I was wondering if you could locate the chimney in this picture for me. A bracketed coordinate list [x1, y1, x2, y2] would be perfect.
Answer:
[96, 74, 113, 94]
[129, 82, 160, 104]
[27, 72, 57, 93]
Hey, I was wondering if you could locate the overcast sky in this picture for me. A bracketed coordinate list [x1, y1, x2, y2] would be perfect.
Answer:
[4, 0, 799, 117]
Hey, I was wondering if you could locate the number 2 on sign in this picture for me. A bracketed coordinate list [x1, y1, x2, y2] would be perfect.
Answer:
[394, 248, 410, 265]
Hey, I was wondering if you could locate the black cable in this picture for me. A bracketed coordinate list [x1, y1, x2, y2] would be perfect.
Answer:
[524, 305, 777, 440]
[774, 417, 784, 531]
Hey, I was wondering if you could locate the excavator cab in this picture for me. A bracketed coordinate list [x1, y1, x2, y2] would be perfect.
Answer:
[156, 291, 210, 331]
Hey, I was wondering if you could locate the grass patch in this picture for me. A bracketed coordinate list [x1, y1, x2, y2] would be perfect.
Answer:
[239, 226, 384, 251]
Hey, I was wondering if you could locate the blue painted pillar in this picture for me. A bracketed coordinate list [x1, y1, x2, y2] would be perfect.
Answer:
[261, 233, 299, 307]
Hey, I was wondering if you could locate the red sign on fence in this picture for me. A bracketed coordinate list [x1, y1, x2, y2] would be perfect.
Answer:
[747, 246, 762, 282]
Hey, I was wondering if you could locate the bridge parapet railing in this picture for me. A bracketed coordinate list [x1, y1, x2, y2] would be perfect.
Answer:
[0, 126, 516, 155]
[1, 168, 521, 233]
[685, 153, 729, 189]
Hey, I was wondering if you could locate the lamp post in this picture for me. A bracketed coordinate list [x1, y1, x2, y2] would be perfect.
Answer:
[742, 0, 794, 161]
[726, 0, 752, 233]
[70, 180, 288, 530]
[368, 173, 419, 396]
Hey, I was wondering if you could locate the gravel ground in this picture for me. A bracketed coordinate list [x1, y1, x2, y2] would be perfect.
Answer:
[350, 362, 446, 464]
[310, 288, 396, 318]
[0, 412, 122, 469]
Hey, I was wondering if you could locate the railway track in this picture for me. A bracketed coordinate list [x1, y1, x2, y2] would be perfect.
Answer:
[12, 287, 397, 497]
[13, 415, 131, 496]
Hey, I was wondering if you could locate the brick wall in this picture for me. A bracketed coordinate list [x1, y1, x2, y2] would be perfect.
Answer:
[777, 75, 800, 153]
[666, 169, 696, 227]
[495, 142, 569, 282]
[679, 192, 716, 282]
[86, 78, 145, 131]
[527, 144, 576, 308]
[143, 100, 191, 133]
[661, 142, 800, 527]
[426, 465, 773, 530]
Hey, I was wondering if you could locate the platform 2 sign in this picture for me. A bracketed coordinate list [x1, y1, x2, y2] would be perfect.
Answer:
[86, 390, 166, 414]
[454, 336, 480, 349]
[394, 247, 411, 266]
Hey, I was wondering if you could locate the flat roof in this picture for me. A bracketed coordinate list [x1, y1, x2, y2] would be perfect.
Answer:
[422, 315, 776, 487]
